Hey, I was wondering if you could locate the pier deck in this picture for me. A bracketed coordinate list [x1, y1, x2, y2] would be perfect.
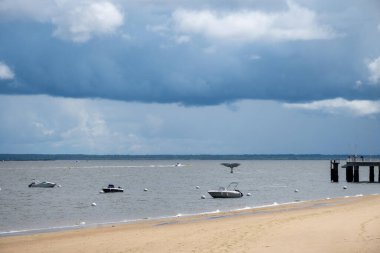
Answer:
[341, 161, 380, 168]
[330, 157, 380, 183]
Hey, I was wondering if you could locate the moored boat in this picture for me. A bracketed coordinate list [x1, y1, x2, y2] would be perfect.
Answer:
[28, 181, 56, 188]
[208, 182, 243, 198]
[102, 184, 124, 193]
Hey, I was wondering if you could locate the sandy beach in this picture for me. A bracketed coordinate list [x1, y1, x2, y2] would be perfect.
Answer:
[1, 195, 380, 253]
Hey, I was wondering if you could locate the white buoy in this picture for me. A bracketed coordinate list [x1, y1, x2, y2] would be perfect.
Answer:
[91, 202, 97, 206]
[246, 193, 252, 196]
[201, 195, 206, 199]
[343, 186, 347, 189]
[294, 189, 299, 193]
[195, 186, 200, 189]
[144, 188, 148, 192]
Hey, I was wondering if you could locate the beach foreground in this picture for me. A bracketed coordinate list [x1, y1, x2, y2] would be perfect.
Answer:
[1, 195, 380, 253]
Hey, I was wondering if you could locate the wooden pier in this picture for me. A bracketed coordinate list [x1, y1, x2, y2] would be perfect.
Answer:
[331, 156, 380, 183]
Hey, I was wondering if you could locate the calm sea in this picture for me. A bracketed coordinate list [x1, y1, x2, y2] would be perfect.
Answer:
[0, 159, 379, 235]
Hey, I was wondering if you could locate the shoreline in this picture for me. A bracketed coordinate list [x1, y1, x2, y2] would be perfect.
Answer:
[1, 194, 380, 252]
[1, 193, 375, 237]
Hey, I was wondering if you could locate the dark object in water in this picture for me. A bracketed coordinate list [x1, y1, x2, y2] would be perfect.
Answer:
[28, 181, 56, 188]
[221, 163, 240, 173]
[102, 184, 124, 193]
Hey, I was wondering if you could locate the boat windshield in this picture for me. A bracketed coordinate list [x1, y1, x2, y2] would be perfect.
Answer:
[227, 182, 239, 190]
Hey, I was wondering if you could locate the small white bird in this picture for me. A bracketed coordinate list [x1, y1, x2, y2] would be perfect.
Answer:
[343, 186, 347, 189]
[195, 186, 200, 189]
[246, 193, 252, 196]
[201, 195, 206, 199]
[144, 188, 148, 192]
[91, 202, 97, 206]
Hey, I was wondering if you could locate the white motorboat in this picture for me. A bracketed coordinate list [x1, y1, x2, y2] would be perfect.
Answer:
[28, 181, 56, 188]
[102, 184, 124, 193]
[208, 182, 243, 198]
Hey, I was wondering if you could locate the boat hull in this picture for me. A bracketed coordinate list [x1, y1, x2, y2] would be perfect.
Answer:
[208, 190, 243, 198]
[29, 182, 56, 188]
[102, 188, 124, 193]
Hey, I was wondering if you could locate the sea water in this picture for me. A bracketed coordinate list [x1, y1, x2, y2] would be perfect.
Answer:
[0, 159, 379, 235]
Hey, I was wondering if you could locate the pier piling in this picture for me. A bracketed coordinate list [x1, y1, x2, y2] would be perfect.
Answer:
[369, 166, 375, 183]
[346, 166, 353, 182]
[354, 166, 359, 182]
[330, 160, 339, 182]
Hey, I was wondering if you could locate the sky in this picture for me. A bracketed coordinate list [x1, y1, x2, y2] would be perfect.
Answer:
[0, 0, 379, 155]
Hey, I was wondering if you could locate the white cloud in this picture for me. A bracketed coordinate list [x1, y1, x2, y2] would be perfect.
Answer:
[33, 122, 55, 136]
[0, 62, 15, 80]
[284, 98, 380, 116]
[0, 0, 124, 43]
[355, 80, 362, 87]
[368, 56, 380, 84]
[1, 95, 380, 154]
[172, 0, 337, 43]
[52, 2, 124, 43]
[175, 35, 191, 44]
[146, 24, 170, 35]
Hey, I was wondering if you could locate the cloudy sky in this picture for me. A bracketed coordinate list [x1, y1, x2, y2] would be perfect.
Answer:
[0, 0, 379, 154]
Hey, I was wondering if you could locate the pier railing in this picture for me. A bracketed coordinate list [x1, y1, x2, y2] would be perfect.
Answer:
[346, 156, 380, 162]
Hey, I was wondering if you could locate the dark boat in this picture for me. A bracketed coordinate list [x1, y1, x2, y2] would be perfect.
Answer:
[102, 184, 124, 193]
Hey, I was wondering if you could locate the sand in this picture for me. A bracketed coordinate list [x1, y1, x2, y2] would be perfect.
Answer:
[1, 195, 380, 253]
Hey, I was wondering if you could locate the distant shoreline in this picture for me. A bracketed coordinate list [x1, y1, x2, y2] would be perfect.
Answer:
[1, 154, 380, 161]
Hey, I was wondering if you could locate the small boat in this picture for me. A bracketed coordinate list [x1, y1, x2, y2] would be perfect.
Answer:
[28, 181, 56, 188]
[208, 182, 243, 198]
[102, 184, 124, 193]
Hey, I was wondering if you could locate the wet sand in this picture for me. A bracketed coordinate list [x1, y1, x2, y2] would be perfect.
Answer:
[1, 195, 380, 253]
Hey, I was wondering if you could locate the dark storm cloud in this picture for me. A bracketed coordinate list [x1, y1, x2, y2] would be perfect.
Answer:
[0, 0, 379, 105]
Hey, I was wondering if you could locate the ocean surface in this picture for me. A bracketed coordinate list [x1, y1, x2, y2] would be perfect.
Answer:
[1, 159, 379, 236]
